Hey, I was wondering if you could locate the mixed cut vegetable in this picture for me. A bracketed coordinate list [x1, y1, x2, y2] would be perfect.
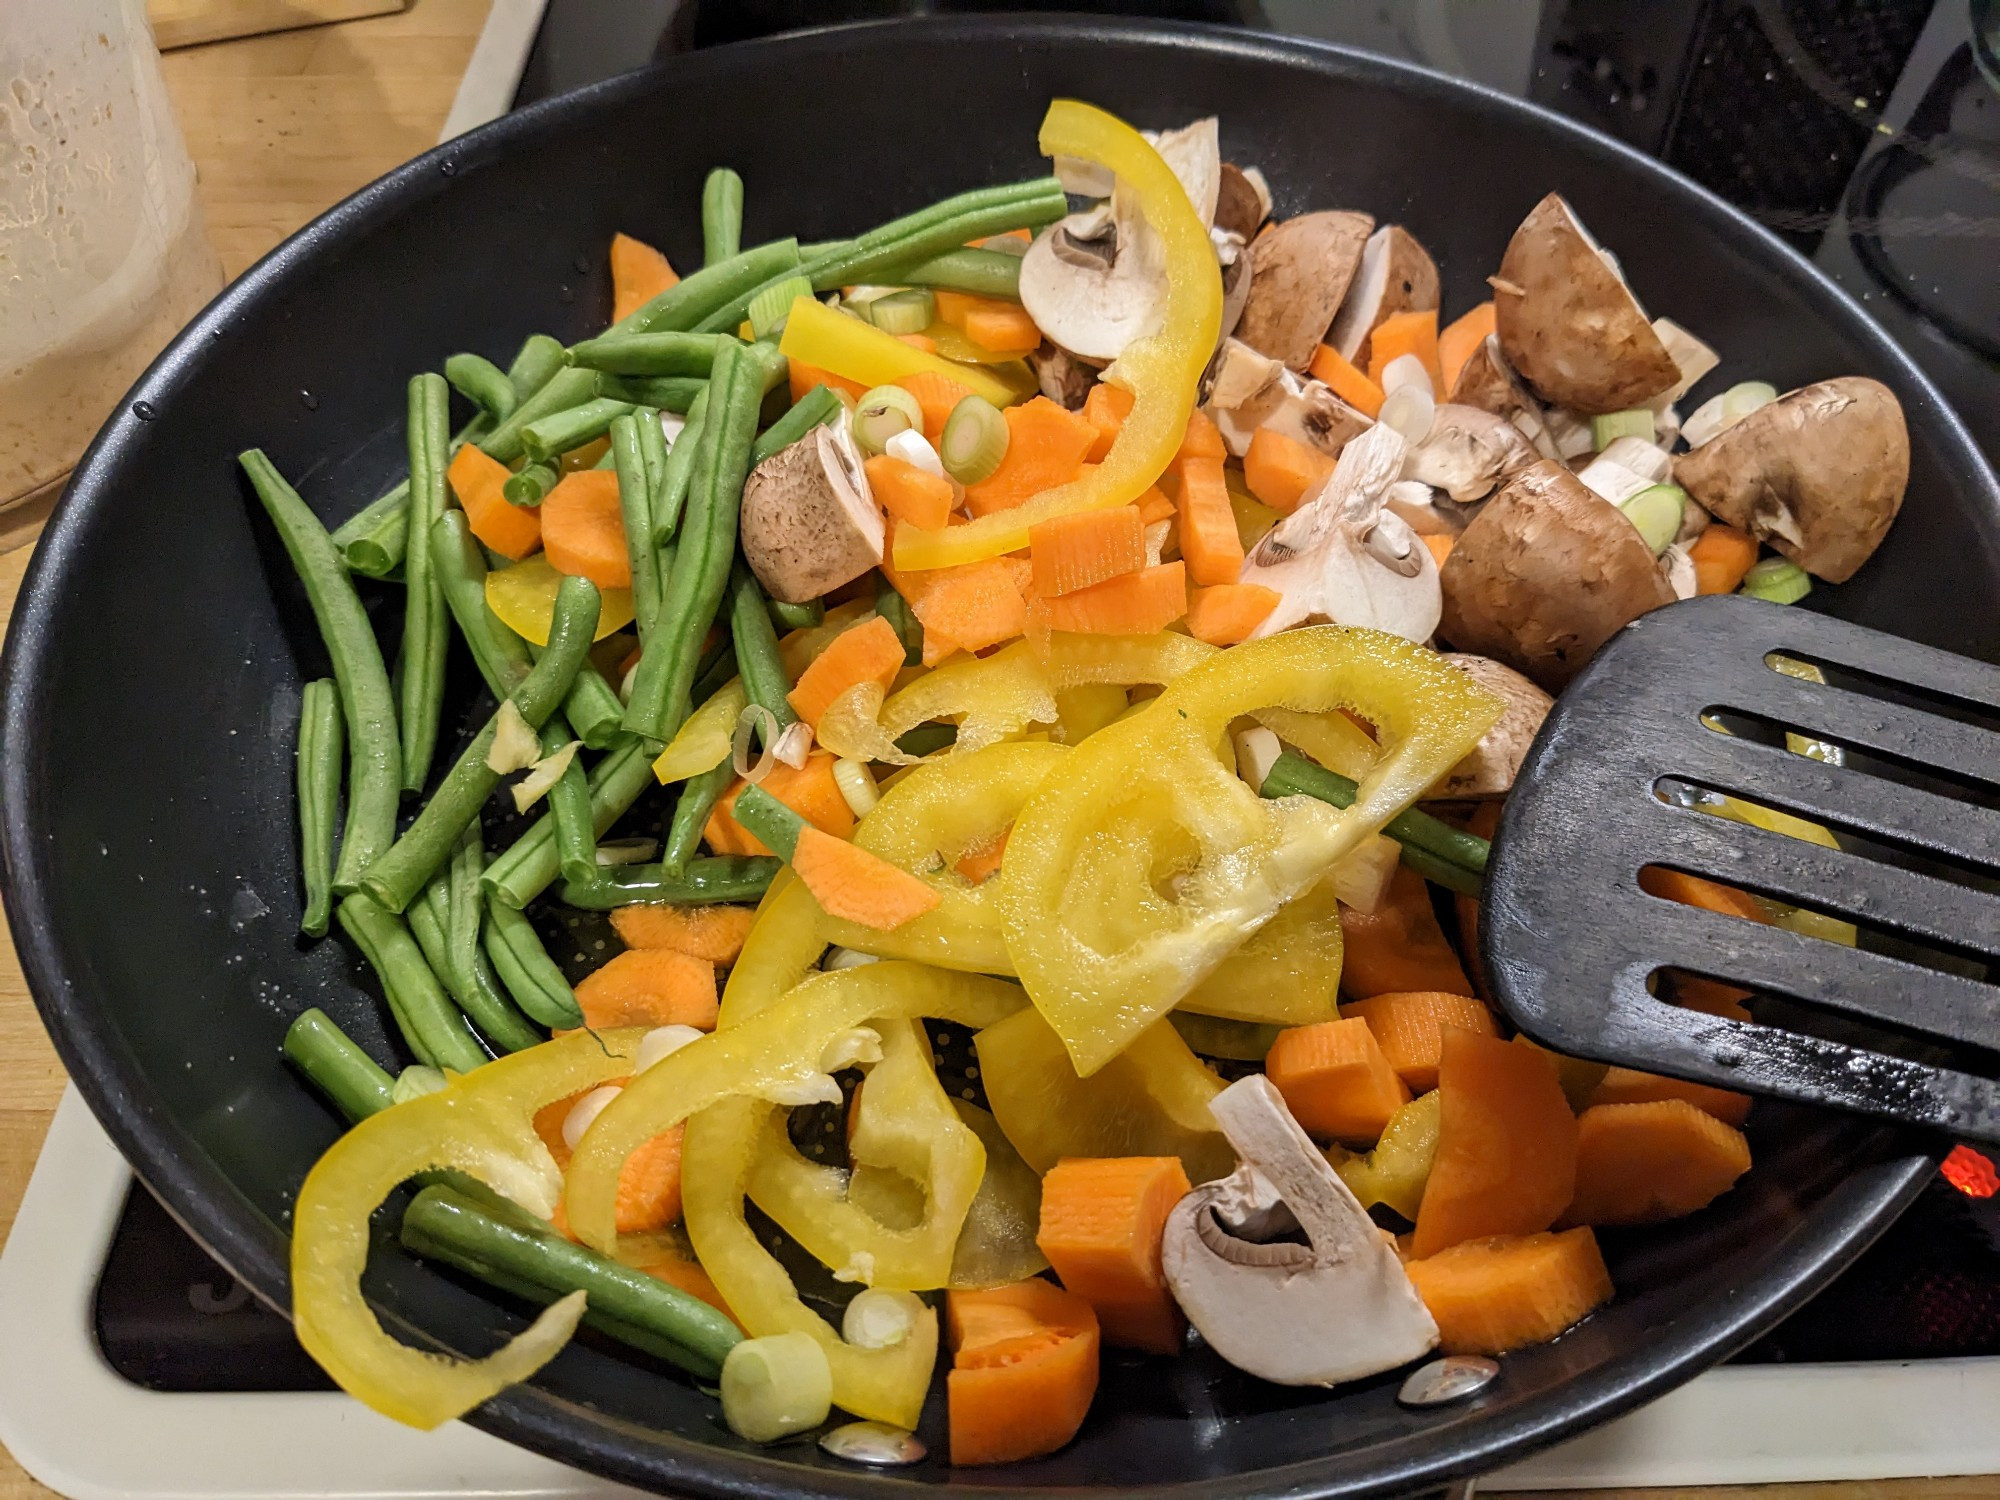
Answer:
[259, 97, 1911, 1466]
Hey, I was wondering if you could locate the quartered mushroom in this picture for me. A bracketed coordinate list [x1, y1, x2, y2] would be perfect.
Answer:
[1161, 1075, 1439, 1387]
[1492, 193, 1680, 415]
[1439, 458, 1676, 690]
[1447, 335, 1560, 460]
[1203, 338, 1372, 460]
[1234, 210, 1375, 371]
[1432, 654, 1555, 798]
[1019, 192, 1167, 365]
[1327, 225, 1441, 368]
[1674, 376, 1909, 583]
[739, 423, 884, 605]
[1215, 161, 1272, 242]
[1029, 343, 1097, 410]
[1238, 423, 1441, 642]
[1402, 404, 1538, 504]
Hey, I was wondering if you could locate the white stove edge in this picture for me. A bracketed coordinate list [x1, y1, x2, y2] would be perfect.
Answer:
[3, 1087, 1995, 1499]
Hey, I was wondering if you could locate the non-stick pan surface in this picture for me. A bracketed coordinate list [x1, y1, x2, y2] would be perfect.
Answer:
[4, 16, 1994, 1499]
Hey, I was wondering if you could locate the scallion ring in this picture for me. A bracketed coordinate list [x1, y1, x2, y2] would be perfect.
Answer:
[938, 394, 1009, 485]
[852, 385, 923, 456]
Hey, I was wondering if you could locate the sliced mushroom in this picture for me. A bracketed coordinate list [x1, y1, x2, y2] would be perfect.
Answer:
[1403, 404, 1538, 504]
[1327, 226, 1441, 368]
[1439, 458, 1676, 690]
[1672, 376, 1908, 583]
[1448, 335, 1560, 460]
[1029, 342, 1097, 410]
[1216, 234, 1254, 350]
[1235, 211, 1375, 372]
[1384, 479, 1465, 537]
[1019, 192, 1166, 364]
[1433, 655, 1554, 798]
[1162, 1075, 1438, 1387]
[1215, 162, 1271, 242]
[1203, 339, 1371, 460]
[1147, 117, 1221, 229]
[1651, 317, 1719, 406]
[1240, 423, 1441, 642]
[1492, 193, 1680, 415]
[740, 424, 884, 605]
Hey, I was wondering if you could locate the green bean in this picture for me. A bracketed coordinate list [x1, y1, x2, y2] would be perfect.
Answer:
[399, 374, 453, 793]
[690, 634, 738, 705]
[444, 353, 518, 422]
[296, 679, 345, 937]
[543, 718, 600, 888]
[482, 737, 653, 908]
[662, 759, 732, 877]
[563, 664, 627, 749]
[566, 332, 729, 378]
[874, 576, 923, 666]
[283, 1009, 396, 1121]
[769, 598, 823, 631]
[728, 563, 797, 743]
[650, 385, 708, 545]
[412, 874, 542, 1054]
[240, 450, 403, 890]
[1259, 751, 1491, 883]
[519, 397, 635, 466]
[431, 512, 533, 700]
[617, 237, 799, 336]
[502, 461, 560, 508]
[748, 384, 841, 468]
[401, 1185, 741, 1378]
[360, 577, 601, 913]
[623, 341, 770, 743]
[702, 168, 744, 266]
[447, 820, 540, 1047]
[482, 901, 582, 1028]
[1396, 840, 1485, 898]
[592, 374, 705, 413]
[610, 412, 662, 636]
[330, 484, 412, 579]
[508, 333, 568, 402]
[559, 856, 780, 910]
[337, 892, 488, 1073]
[881, 245, 1024, 299]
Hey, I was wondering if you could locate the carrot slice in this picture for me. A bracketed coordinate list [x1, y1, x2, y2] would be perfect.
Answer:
[963, 397, 1097, 516]
[1638, 866, 1769, 924]
[1266, 1018, 1411, 1144]
[1436, 302, 1497, 393]
[1689, 523, 1760, 595]
[910, 556, 1030, 652]
[610, 232, 678, 324]
[448, 445, 541, 560]
[786, 615, 906, 728]
[1413, 1027, 1578, 1257]
[1367, 308, 1443, 391]
[1406, 1227, 1613, 1355]
[962, 304, 1043, 355]
[790, 360, 869, 405]
[539, 469, 630, 589]
[894, 369, 981, 443]
[535, 1083, 689, 1235]
[707, 752, 857, 857]
[947, 1281, 1100, 1466]
[1134, 484, 1175, 526]
[1037, 1156, 1191, 1355]
[1588, 1066, 1752, 1127]
[894, 332, 939, 354]
[1176, 456, 1244, 587]
[863, 453, 954, 531]
[1344, 991, 1498, 1093]
[953, 826, 1010, 885]
[1242, 427, 1337, 514]
[1030, 505, 1146, 597]
[792, 824, 942, 931]
[608, 904, 756, 965]
[1563, 1100, 1752, 1226]
[1034, 561, 1187, 635]
[573, 949, 719, 1031]
[1308, 344, 1386, 419]
[1421, 534, 1454, 569]
[1082, 382, 1134, 462]
[1185, 582, 1280, 645]
[1340, 865, 1475, 999]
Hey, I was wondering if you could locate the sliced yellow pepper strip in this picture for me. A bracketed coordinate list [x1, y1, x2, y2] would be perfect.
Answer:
[652, 678, 746, 782]
[891, 100, 1221, 570]
[1177, 874, 1344, 1027]
[291, 1029, 642, 1429]
[779, 297, 1017, 408]
[944, 1099, 1051, 1289]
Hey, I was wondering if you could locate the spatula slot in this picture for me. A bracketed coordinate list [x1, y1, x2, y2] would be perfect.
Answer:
[1762, 647, 2000, 732]
[1698, 697, 2000, 804]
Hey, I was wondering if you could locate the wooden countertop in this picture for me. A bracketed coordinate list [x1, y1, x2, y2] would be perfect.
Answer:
[0, 6, 1989, 1498]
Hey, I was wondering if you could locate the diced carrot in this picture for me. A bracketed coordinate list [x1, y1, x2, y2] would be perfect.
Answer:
[610, 232, 677, 324]
[1030, 505, 1146, 596]
[539, 470, 631, 589]
[623, 1248, 741, 1328]
[1367, 308, 1443, 392]
[1134, 484, 1175, 526]
[963, 304, 1042, 355]
[931, 290, 987, 328]
[1436, 302, 1498, 394]
[1344, 992, 1498, 1093]
[954, 826, 1010, 884]
[608, 904, 756, 966]
[448, 445, 541, 560]
[910, 556, 1029, 652]
[947, 1281, 1100, 1466]
[1308, 344, 1386, 419]
[1340, 865, 1475, 999]
[1082, 382, 1134, 462]
[575, 949, 718, 1031]
[1266, 1018, 1411, 1144]
[534, 1083, 690, 1235]
[786, 615, 907, 728]
[792, 824, 941, 931]
[1185, 583, 1280, 645]
[1564, 1100, 1753, 1226]
[1412, 1027, 1579, 1258]
[865, 453, 955, 531]
[894, 332, 938, 354]
[1638, 866, 1770, 924]
[1689, 523, 1760, 595]
[963, 397, 1098, 516]
[1588, 1066, 1752, 1127]
[1034, 561, 1187, 635]
[1668, 974, 1755, 1023]
[1242, 427, 1337, 514]
[1037, 1156, 1191, 1355]
[892, 368, 982, 443]
[1421, 534, 1455, 569]
[1176, 456, 1244, 586]
[707, 752, 857, 856]
[1406, 1228, 1613, 1355]
[1176, 408, 1227, 464]
[789, 360, 869, 405]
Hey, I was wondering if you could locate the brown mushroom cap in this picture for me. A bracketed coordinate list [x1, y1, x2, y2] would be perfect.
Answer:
[1328, 225, 1441, 368]
[1448, 335, 1558, 460]
[1439, 459, 1676, 690]
[740, 425, 884, 604]
[1433, 654, 1555, 798]
[1234, 211, 1374, 372]
[1215, 162, 1269, 242]
[1492, 193, 1680, 415]
[1672, 376, 1909, 583]
[1029, 342, 1096, 410]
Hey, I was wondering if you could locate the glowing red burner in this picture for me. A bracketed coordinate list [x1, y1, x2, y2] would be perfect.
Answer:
[1941, 1144, 1999, 1199]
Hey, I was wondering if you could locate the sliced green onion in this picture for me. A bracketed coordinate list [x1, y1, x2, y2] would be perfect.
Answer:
[1741, 555, 1812, 605]
[1620, 484, 1688, 554]
[866, 287, 936, 336]
[832, 757, 881, 818]
[746, 276, 815, 341]
[721, 1331, 833, 1444]
[840, 1289, 922, 1350]
[1684, 380, 1779, 448]
[1591, 408, 1655, 450]
[939, 394, 1009, 485]
[852, 385, 923, 456]
[391, 1066, 448, 1104]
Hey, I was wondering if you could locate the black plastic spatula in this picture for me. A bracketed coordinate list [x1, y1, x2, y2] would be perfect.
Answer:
[1481, 593, 2000, 1143]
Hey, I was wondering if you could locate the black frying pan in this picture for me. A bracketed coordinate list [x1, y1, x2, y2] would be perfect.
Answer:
[3, 17, 1993, 1499]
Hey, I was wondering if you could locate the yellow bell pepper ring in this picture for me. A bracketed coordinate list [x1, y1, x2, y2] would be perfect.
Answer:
[891, 100, 1222, 570]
